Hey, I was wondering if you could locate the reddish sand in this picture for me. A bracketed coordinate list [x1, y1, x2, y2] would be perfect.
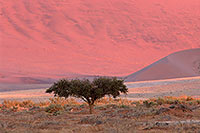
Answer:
[0, 0, 200, 83]
[125, 48, 200, 82]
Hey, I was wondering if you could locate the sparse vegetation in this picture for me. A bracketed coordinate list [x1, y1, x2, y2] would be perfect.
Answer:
[46, 77, 128, 114]
[45, 104, 64, 115]
[0, 96, 200, 132]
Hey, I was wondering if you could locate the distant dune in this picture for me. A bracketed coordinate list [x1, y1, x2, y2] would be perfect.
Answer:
[1, 0, 200, 82]
[0, 72, 102, 84]
[125, 48, 200, 82]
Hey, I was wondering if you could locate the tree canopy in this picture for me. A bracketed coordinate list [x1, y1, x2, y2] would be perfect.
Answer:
[46, 77, 128, 113]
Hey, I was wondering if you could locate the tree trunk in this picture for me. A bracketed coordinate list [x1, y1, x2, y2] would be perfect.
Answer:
[89, 104, 94, 114]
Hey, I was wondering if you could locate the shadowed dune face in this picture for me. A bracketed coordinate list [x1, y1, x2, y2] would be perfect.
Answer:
[125, 48, 200, 82]
[0, 0, 200, 83]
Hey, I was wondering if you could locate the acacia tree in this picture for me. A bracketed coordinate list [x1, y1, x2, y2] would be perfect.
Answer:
[46, 77, 128, 114]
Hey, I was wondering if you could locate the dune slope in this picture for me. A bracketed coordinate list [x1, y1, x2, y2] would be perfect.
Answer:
[0, 0, 200, 83]
[125, 48, 200, 82]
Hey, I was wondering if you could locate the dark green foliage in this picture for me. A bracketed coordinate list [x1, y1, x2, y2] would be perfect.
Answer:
[156, 97, 165, 105]
[45, 104, 64, 115]
[119, 105, 130, 108]
[143, 100, 156, 108]
[46, 77, 128, 113]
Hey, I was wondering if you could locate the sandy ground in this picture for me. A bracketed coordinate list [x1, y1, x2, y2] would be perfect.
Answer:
[0, 89, 52, 102]
[0, 77, 200, 102]
[124, 76, 200, 100]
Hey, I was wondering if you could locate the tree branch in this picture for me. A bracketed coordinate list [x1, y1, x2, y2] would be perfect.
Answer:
[81, 97, 88, 103]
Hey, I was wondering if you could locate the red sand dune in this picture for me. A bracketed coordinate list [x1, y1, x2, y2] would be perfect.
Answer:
[125, 48, 200, 82]
[0, 0, 200, 83]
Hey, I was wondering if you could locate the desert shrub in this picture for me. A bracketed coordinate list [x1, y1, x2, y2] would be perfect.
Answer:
[36, 101, 50, 107]
[105, 104, 119, 109]
[2, 100, 21, 108]
[12, 106, 19, 112]
[79, 104, 86, 108]
[119, 105, 130, 108]
[186, 96, 193, 101]
[46, 77, 128, 114]
[1, 100, 33, 112]
[143, 100, 156, 108]
[95, 97, 132, 107]
[49, 97, 80, 106]
[165, 99, 176, 104]
[156, 97, 165, 105]
[131, 101, 141, 106]
[95, 97, 113, 105]
[45, 104, 64, 115]
[188, 101, 193, 105]
[174, 100, 180, 104]
[150, 96, 200, 105]
[20, 100, 34, 108]
[197, 100, 200, 104]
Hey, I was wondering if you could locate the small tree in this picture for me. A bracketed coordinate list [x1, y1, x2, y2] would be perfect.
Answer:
[46, 77, 128, 114]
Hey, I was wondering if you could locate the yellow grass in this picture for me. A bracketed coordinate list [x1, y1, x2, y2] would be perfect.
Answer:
[1, 96, 200, 132]
[95, 97, 132, 106]
[1, 96, 200, 112]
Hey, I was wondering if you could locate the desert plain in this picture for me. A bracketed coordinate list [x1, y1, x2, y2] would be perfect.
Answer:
[1, 76, 200, 102]
[0, 77, 200, 133]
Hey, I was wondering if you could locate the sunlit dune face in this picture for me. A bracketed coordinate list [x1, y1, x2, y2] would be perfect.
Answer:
[0, 0, 200, 80]
[126, 49, 200, 82]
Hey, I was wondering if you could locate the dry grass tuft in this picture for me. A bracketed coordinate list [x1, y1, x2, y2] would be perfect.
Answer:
[49, 97, 80, 106]
[147, 96, 200, 106]
[1, 96, 200, 112]
[95, 97, 132, 106]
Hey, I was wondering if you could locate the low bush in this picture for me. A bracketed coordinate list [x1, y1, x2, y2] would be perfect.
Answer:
[143, 100, 156, 108]
[45, 104, 64, 115]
